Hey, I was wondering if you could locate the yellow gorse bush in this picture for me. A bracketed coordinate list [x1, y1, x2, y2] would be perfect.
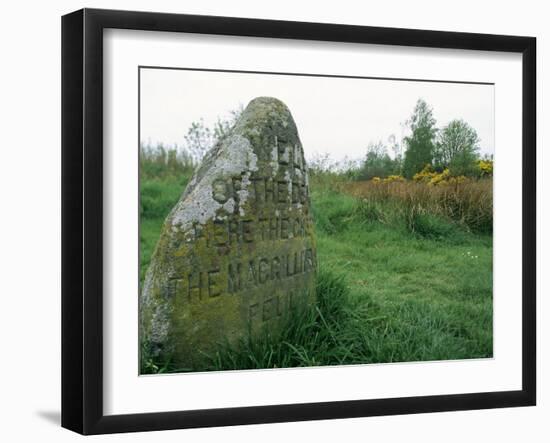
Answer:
[478, 159, 493, 177]
[411, 165, 469, 186]
[428, 168, 450, 185]
[383, 175, 406, 183]
[412, 164, 437, 183]
[371, 175, 406, 184]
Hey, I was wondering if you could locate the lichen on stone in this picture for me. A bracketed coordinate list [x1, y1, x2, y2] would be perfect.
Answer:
[170, 134, 258, 231]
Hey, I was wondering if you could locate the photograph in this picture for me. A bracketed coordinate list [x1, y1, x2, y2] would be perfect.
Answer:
[138, 67, 495, 375]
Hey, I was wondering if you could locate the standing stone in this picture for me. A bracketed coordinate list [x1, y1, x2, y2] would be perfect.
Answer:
[140, 97, 317, 371]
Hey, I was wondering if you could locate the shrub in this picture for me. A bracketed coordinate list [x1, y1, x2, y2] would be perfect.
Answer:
[413, 164, 437, 183]
[354, 199, 385, 224]
[407, 211, 457, 239]
[428, 168, 450, 185]
[383, 175, 406, 183]
[477, 159, 494, 177]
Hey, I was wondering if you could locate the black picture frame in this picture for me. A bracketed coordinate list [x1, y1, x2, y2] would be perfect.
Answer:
[61, 8, 536, 435]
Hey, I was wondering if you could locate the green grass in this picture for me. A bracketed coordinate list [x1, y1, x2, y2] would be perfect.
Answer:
[140, 174, 191, 283]
[140, 176, 493, 371]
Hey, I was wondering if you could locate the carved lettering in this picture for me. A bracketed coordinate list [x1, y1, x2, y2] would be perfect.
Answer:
[264, 178, 275, 203]
[276, 136, 290, 165]
[208, 269, 221, 297]
[277, 180, 288, 203]
[188, 272, 202, 301]
[271, 257, 281, 280]
[258, 258, 270, 284]
[247, 260, 258, 286]
[212, 178, 230, 203]
[228, 262, 242, 293]
[262, 298, 274, 321]
[242, 219, 254, 243]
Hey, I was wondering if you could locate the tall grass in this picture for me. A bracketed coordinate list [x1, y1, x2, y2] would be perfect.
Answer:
[198, 269, 351, 371]
[345, 179, 493, 233]
[140, 143, 196, 181]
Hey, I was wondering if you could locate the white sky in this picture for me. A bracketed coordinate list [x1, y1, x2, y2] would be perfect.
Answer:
[140, 68, 494, 162]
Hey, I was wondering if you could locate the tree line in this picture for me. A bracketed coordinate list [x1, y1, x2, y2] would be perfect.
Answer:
[358, 99, 492, 181]
[142, 99, 492, 182]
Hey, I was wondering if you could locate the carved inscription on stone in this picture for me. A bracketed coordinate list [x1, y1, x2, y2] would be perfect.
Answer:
[140, 97, 317, 369]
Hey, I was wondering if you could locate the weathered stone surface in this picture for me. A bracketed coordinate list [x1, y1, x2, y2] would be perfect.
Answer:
[140, 97, 317, 370]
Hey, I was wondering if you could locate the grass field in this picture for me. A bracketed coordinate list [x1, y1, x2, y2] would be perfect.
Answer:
[140, 170, 493, 372]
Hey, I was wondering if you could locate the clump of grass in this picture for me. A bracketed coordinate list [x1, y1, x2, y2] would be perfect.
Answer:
[406, 209, 461, 241]
[198, 268, 352, 371]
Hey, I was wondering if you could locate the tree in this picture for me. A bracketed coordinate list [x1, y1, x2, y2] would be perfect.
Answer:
[402, 99, 437, 178]
[388, 134, 402, 174]
[213, 104, 244, 141]
[359, 142, 396, 180]
[184, 119, 215, 162]
[184, 105, 244, 162]
[434, 119, 480, 176]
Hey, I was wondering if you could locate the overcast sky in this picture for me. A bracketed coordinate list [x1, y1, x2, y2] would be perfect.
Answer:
[140, 68, 494, 162]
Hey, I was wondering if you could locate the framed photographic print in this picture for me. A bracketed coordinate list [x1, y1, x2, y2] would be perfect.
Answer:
[61, 8, 536, 435]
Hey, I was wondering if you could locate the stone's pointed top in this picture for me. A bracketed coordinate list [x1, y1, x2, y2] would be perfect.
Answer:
[239, 96, 294, 124]
[179, 97, 298, 204]
[235, 97, 300, 155]
[246, 96, 289, 109]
